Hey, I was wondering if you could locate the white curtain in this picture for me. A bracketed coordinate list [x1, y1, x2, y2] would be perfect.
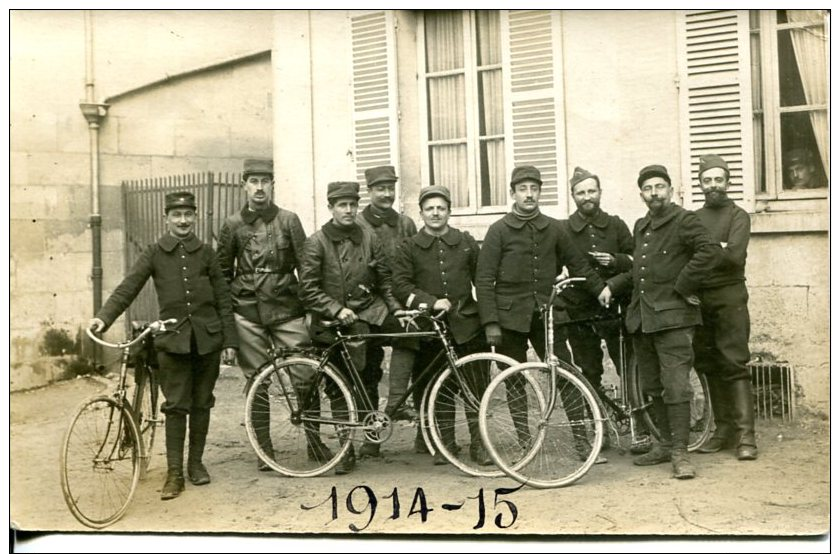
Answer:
[786, 10, 829, 177]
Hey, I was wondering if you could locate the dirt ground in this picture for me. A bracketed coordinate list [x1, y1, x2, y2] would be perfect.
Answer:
[10, 363, 829, 542]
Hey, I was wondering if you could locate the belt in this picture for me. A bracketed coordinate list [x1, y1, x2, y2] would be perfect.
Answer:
[240, 268, 287, 275]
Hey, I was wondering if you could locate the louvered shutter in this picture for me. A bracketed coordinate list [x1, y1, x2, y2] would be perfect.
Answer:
[678, 10, 755, 211]
[502, 10, 567, 212]
[351, 10, 400, 207]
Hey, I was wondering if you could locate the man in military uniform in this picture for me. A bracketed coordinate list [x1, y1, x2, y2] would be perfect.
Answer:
[476, 165, 610, 454]
[692, 154, 757, 461]
[217, 158, 317, 471]
[90, 192, 237, 500]
[627, 164, 721, 479]
[560, 166, 634, 390]
[356, 165, 418, 423]
[783, 148, 824, 190]
[298, 181, 411, 473]
[391, 185, 491, 466]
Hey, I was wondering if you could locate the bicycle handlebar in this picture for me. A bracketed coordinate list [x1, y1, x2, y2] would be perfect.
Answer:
[86, 318, 178, 349]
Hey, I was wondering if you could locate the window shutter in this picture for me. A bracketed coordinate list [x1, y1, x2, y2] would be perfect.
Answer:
[351, 10, 400, 207]
[501, 10, 567, 212]
[678, 10, 755, 211]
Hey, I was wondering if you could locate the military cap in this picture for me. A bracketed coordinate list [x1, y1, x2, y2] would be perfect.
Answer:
[569, 166, 599, 189]
[637, 164, 672, 187]
[327, 181, 361, 201]
[165, 191, 197, 212]
[698, 154, 729, 176]
[418, 185, 452, 206]
[365, 165, 398, 187]
[510, 165, 543, 188]
[783, 148, 815, 166]
[243, 158, 273, 178]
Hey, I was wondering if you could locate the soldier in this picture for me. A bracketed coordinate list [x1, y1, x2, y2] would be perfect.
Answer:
[298, 181, 413, 473]
[391, 185, 491, 466]
[692, 154, 758, 461]
[627, 164, 721, 479]
[90, 192, 238, 500]
[476, 165, 610, 456]
[217, 158, 317, 471]
[560, 166, 634, 390]
[356, 165, 419, 422]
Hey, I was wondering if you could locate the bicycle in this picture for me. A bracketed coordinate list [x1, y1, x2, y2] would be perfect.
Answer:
[59, 319, 173, 529]
[243, 308, 529, 478]
[479, 277, 714, 488]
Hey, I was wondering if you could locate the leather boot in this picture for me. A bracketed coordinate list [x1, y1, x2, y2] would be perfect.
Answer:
[414, 428, 430, 454]
[634, 396, 672, 466]
[251, 383, 275, 471]
[162, 413, 186, 500]
[697, 375, 734, 453]
[187, 408, 211, 485]
[668, 402, 696, 480]
[384, 348, 416, 419]
[335, 443, 356, 475]
[731, 378, 758, 461]
[467, 417, 492, 466]
[433, 400, 458, 466]
[329, 395, 355, 475]
[298, 386, 334, 463]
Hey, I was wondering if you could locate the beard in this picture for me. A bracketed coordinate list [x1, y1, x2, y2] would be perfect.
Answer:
[704, 189, 728, 207]
[577, 200, 599, 217]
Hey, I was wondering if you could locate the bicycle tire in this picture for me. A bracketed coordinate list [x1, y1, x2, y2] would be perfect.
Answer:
[245, 357, 357, 477]
[426, 352, 519, 477]
[479, 361, 605, 489]
[628, 359, 713, 451]
[60, 396, 142, 529]
[417, 380, 435, 454]
[131, 364, 158, 476]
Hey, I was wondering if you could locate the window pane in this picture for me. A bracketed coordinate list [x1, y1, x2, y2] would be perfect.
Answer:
[427, 75, 466, 140]
[780, 111, 827, 190]
[475, 11, 501, 66]
[480, 139, 506, 206]
[425, 11, 464, 72]
[749, 13, 765, 193]
[477, 69, 503, 136]
[430, 144, 469, 207]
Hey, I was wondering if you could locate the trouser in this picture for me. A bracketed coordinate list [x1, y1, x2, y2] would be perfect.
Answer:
[633, 327, 696, 405]
[157, 334, 221, 472]
[234, 313, 310, 380]
[693, 283, 755, 447]
[567, 316, 627, 388]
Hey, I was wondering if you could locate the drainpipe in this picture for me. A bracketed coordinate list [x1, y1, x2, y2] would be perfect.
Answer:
[79, 10, 109, 315]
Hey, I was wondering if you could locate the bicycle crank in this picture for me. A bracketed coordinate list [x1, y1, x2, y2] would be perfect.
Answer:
[361, 411, 393, 444]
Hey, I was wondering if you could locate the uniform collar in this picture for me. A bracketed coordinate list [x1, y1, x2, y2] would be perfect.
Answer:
[361, 204, 399, 227]
[158, 232, 202, 253]
[322, 221, 363, 244]
[702, 197, 735, 210]
[640, 202, 681, 230]
[568, 209, 609, 232]
[502, 211, 550, 230]
[241, 203, 279, 225]
[413, 227, 461, 248]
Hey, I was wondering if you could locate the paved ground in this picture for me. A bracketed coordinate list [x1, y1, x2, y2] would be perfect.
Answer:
[10, 363, 830, 547]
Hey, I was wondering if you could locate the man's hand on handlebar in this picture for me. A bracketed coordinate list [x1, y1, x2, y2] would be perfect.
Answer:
[598, 286, 612, 309]
[484, 323, 503, 347]
[89, 318, 106, 333]
[432, 298, 452, 313]
[336, 308, 358, 326]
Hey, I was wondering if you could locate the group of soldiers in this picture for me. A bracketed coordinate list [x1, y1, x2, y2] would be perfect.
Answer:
[89, 154, 758, 500]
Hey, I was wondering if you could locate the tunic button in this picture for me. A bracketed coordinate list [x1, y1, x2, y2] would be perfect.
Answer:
[643, 243, 648, 248]
[182, 266, 187, 270]
[183, 277, 188, 282]
[186, 302, 191, 306]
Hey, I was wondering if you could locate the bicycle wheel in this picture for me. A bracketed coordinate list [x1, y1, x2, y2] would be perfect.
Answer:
[60, 396, 142, 529]
[131, 364, 159, 476]
[426, 352, 518, 477]
[629, 360, 713, 451]
[245, 357, 356, 477]
[479, 362, 605, 488]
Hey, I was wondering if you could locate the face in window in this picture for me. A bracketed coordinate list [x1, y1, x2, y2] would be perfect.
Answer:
[639, 177, 672, 215]
[510, 181, 541, 214]
[165, 208, 196, 239]
[787, 161, 817, 190]
[571, 178, 601, 217]
[419, 196, 451, 235]
[329, 198, 359, 228]
[699, 167, 730, 206]
[243, 173, 274, 209]
[368, 183, 396, 211]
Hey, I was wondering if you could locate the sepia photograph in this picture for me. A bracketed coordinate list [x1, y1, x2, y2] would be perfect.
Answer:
[8, 8, 829, 550]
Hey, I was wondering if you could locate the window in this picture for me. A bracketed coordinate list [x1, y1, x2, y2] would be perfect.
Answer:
[420, 10, 507, 211]
[750, 10, 828, 199]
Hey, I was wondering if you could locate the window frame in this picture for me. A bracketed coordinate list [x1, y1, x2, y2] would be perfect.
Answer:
[751, 9, 828, 204]
[417, 10, 510, 216]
